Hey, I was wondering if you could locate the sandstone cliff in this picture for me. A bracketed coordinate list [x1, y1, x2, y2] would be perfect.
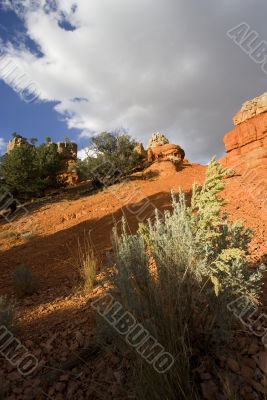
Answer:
[221, 93, 267, 210]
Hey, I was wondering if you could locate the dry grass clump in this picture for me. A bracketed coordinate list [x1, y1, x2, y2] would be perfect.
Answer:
[78, 238, 98, 291]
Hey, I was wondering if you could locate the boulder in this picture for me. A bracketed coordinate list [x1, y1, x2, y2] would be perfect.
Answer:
[146, 133, 185, 164]
[150, 143, 185, 163]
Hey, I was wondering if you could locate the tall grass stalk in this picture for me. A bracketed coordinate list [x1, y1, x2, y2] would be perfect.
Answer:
[78, 238, 98, 291]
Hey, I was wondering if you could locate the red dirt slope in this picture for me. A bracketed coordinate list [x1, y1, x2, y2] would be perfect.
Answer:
[0, 160, 266, 399]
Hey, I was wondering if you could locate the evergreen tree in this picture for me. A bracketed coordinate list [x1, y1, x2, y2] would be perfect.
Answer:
[0, 143, 40, 198]
[0, 136, 62, 199]
[78, 132, 142, 186]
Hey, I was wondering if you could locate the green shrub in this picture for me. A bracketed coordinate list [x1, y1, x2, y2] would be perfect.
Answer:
[110, 158, 264, 399]
[11, 265, 39, 297]
[0, 296, 15, 331]
[78, 240, 98, 291]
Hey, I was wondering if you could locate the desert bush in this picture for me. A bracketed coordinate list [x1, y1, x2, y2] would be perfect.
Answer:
[78, 240, 98, 291]
[110, 158, 264, 399]
[0, 296, 15, 331]
[11, 265, 39, 297]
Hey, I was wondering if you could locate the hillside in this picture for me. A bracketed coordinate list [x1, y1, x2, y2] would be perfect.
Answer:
[0, 94, 267, 399]
[0, 158, 267, 398]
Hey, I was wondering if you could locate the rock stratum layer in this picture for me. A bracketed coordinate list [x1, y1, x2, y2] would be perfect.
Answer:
[221, 93, 267, 211]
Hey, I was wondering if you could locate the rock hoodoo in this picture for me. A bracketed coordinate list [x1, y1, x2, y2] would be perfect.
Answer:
[147, 143, 185, 163]
[134, 132, 185, 165]
[56, 141, 78, 185]
[147, 133, 185, 164]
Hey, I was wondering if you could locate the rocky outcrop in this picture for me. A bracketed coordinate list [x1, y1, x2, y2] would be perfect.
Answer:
[7, 136, 29, 153]
[147, 143, 185, 163]
[147, 132, 169, 148]
[233, 92, 267, 125]
[223, 104, 267, 171]
[145, 133, 185, 164]
[221, 93, 267, 210]
[134, 143, 146, 158]
[56, 142, 78, 185]
[57, 142, 77, 160]
[134, 133, 185, 166]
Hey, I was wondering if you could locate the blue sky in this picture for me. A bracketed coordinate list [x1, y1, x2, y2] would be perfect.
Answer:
[0, 1, 266, 162]
[0, 7, 83, 154]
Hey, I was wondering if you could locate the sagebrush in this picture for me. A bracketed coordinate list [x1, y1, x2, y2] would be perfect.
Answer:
[110, 157, 264, 399]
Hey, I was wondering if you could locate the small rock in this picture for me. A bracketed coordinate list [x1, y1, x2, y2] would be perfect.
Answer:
[248, 341, 259, 355]
[227, 357, 240, 373]
[243, 357, 257, 369]
[200, 372, 212, 380]
[67, 381, 78, 397]
[55, 382, 66, 392]
[59, 374, 69, 382]
[75, 331, 84, 347]
[8, 371, 21, 381]
[240, 365, 254, 379]
[201, 380, 218, 400]
[249, 379, 266, 394]
[255, 352, 267, 374]
[13, 387, 22, 394]
[25, 340, 34, 348]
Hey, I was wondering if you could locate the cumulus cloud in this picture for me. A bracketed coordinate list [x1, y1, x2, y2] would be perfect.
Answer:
[0, 137, 6, 154]
[1, 0, 267, 162]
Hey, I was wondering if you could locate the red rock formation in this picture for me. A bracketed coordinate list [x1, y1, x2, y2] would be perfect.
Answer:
[222, 106, 267, 171]
[149, 143, 185, 163]
[221, 93, 267, 210]
[146, 133, 185, 164]
[57, 142, 78, 185]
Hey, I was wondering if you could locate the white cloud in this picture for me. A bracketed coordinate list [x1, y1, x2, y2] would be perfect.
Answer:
[1, 0, 267, 162]
[77, 147, 97, 160]
[0, 138, 7, 155]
